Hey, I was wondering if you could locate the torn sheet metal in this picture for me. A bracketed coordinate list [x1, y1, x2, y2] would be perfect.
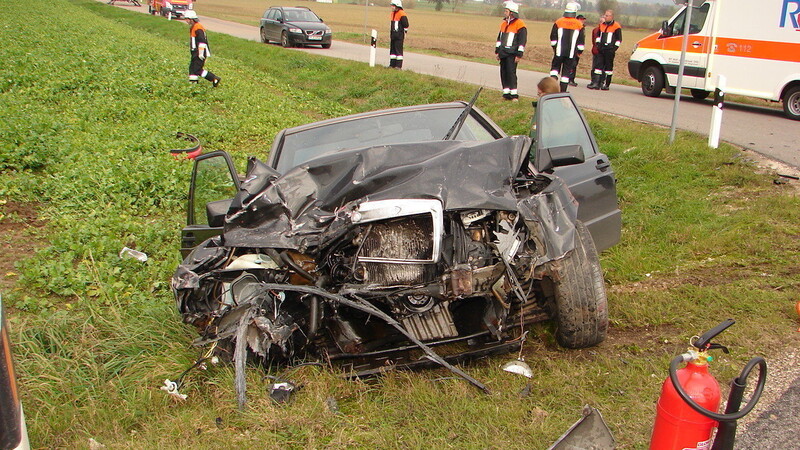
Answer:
[171, 135, 595, 406]
[549, 405, 616, 450]
[221, 136, 578, 260]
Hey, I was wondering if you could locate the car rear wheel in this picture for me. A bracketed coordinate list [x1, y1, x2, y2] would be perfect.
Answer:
[281, 31, 291, 48]
[551, 221, 608, 349]
[260, 27, 268, 44]
[691, 89, 710, 100]
[641, 66, 665, 98]
[782, 86, 800, 121]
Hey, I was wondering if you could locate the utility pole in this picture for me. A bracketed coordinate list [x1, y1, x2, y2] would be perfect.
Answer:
[669, 0, 693, 143]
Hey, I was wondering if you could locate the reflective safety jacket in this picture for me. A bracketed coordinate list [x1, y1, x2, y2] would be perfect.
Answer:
[550, 16, 585, 58]
[596, 20, 622, 51]
[190, 22, 211, 58]
[390, 9, 409, 41]
[495, 17, 527, 58]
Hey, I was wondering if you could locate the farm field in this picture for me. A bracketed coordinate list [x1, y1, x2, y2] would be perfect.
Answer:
[1, 0, 798, 448]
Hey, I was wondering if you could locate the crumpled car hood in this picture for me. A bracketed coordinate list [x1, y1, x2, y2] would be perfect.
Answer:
[220, 136, 578, 260]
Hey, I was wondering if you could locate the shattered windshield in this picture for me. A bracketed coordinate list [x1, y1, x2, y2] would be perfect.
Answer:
[274, 107, 498, 173]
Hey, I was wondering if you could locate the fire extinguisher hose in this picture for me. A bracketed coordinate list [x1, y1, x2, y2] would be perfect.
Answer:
[669, 354, 767, 422]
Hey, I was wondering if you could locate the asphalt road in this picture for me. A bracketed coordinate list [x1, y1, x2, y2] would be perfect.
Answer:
[108, 3, 800, 447]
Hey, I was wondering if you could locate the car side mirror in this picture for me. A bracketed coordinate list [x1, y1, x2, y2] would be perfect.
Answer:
[660, 20, 671, 37]
[537, 144, 585, 173]
[207, 198, 233, 227]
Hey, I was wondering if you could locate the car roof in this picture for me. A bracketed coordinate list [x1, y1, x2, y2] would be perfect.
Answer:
[271, 6, 312, 11]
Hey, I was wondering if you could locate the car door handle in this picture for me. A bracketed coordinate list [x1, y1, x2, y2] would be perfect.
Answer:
[596, 159, 610, 171]
[692, 41, 702, 48]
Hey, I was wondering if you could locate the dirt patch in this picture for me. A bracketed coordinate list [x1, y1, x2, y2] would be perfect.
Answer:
[741, 151, 800, 194]
[0, 201, 47, 292]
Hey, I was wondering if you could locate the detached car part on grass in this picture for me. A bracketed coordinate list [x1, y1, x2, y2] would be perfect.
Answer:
[171, 93, 620, 407]
[1, 295, 30, 450]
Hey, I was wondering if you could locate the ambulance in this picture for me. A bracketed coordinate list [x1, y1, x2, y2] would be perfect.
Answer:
[628, 0, 800, 120]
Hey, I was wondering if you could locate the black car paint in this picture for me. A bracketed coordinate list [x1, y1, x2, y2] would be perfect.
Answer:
[179, 96, 620, 256]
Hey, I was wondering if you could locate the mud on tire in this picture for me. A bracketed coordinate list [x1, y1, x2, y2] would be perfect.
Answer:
[552, 221, 608, 348]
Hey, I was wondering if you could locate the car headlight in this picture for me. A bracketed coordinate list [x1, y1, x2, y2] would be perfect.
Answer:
[324, 29, 332, 35]
[288, 27, 302, 34]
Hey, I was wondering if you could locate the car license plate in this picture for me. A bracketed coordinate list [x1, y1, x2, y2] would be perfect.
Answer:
[309, 36, 322, 40]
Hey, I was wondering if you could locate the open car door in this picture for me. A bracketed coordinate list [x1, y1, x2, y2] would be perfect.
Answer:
[533, 93, 621, 251]
[181, 151, 240, 258]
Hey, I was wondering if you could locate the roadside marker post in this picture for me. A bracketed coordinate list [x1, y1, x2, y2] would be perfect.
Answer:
[370, 30, 377, 67]
[708, 75, 726, 149]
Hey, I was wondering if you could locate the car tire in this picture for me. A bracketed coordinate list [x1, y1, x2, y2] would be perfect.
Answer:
[260, 27, 268, 44]
[690, 89, 710, 100]
[551, 221, 608, 349]
[641, 66, 665, 98]
[782, 86, 800, 121]
[321, 43, 331, 49]
[281, 31, 291, 48]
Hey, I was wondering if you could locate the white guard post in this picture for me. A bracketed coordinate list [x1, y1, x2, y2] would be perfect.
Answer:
[369, 29, 378, 67]
[708, 74, 726, 149]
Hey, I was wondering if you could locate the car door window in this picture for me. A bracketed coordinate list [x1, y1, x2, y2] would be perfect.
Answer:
[189, 153, 239, 226]
[536, 95, 595, 160]
[668, 2, 710, 35]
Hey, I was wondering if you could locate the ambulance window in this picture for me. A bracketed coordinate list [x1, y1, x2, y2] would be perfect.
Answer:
[670, 3, 710, 35]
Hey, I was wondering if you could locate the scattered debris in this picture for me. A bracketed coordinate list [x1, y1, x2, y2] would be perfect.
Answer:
[548, 405, 616, 450]
[159, 379, 187, 401]
[119, 247, 148, 262]
[268, 381, 297, 404]
[501, 359, 533, 378]
[88, 438, 106, 450]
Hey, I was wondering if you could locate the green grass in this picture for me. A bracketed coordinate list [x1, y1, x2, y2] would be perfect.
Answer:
[1, 0, 798, 448]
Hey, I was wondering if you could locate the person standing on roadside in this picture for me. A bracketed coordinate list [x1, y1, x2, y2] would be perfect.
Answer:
[549, 2, 584, 93]
[588, 9, 621, 91]
[568, 14, 586, 87]
[184, 10, 220, 87]
[389, 0, 409, 69]
[495, 1, 527, 101]
[587, 18, 602, 89]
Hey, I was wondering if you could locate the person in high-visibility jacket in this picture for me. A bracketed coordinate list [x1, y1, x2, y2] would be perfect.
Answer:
[549, 2, 584, 93]
[184, 10, 220, 86]
[389, 0, 409, 69]
[495, 1, 527, 101]
[588, 9, 622, 91]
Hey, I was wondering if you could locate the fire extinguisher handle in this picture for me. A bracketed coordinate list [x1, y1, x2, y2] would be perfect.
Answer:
[694, 319, 735, 350]
[706, 342, 730, 354]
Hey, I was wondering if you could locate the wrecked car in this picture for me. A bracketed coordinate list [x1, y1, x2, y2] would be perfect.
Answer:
[171, 93, 621, 404]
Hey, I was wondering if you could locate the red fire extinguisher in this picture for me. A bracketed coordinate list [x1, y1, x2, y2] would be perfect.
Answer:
[649, 319, 767, 450]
